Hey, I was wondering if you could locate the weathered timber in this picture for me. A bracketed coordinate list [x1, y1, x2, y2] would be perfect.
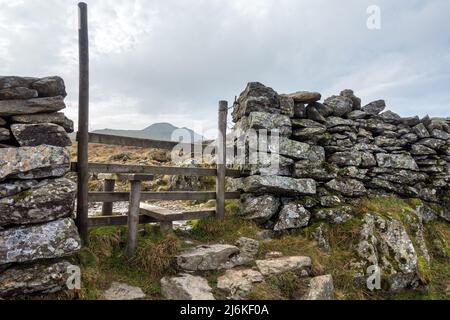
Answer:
[98, 173, 155, 181]
[71, 162, 245, 177]
[86, 133, 211, 151]
[216, 101, 228, 219]
[76, 2, 89, 244]
[88, 191, 241, 203]
[101, 179, 116, 216]
[88, 215, 157, 227]
[139, 203, 215, 221]
[127, 180, 141, 259]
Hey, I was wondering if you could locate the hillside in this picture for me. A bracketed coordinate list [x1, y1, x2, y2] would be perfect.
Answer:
[92, 122, 205, 142]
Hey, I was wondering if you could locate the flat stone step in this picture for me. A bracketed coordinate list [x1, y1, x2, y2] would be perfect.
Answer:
[139, 203, 215, 222]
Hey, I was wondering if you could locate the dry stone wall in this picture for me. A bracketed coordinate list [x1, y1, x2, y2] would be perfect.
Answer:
[230, 82, 450, 232]
[0, 76, 80, 297]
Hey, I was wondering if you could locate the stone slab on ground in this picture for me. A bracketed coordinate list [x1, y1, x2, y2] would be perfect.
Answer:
[161, 274, 215, 300]
[103, 282, 146, 300]
[217, 269, 264, 300]
[255, 256, 312, 277]
[303, 275, 335, 300]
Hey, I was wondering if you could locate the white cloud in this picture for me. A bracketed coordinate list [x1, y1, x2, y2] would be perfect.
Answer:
[0, 0, 449, 138]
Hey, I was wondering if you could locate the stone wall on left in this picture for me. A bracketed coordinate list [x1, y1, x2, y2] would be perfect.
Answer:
[0, 76, 81, 297]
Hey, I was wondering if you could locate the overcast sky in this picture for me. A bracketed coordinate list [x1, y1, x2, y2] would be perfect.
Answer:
[0, 0, 449, 138]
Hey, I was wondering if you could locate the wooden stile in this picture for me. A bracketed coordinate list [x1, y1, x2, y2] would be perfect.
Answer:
[72, 3, 246, 257]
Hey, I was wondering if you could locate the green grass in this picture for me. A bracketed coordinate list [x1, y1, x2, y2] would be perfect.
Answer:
[66, 195, 450, 300]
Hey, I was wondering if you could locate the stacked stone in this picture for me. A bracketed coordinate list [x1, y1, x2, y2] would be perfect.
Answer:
[231, 82, 322, 231]
[0, 76, 80, 297]
[231, 82, 450, 231]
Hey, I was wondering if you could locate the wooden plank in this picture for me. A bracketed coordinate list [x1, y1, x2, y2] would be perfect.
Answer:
[70, 162, 246, 177]
[88, 215, 157, 228]
[98, 173, 155, 182]
[127, 180, 141, 259]
[139, 203, 215, 221]
[76, 2, 90, 244]
[101, 179, 115, 216]
[87, 132, 211, 151]
[216, 101, 228, 219]
[88, 191, 241, 203]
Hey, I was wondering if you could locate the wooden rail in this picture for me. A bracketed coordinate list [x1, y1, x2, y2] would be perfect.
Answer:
[70, 163, 245, 177]
[88, 191, 242, 202]
[87, 132, 212, 151]
[74, 2, 242, 258]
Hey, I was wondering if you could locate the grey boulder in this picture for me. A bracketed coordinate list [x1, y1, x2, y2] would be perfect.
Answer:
[0, 145, 70, 181]
[0, 96, 66, 117]
[238, 176, 316, 196]
[324, 96, 353, 117]
[0, 87, 38, 100]
[217, 269, 264, 300]
[161, 274, 215, 300]
[274, 202, 311, 231]
[0, 261, 77, 297]
[0, 218, 81, 265]
[326, 179, 367, 197]
[0, 178, 76, 227]
[11, 123, 72, 147]
[362, 100, 386, 115]
[11, 112, 74, 133]
[256, 256, 312, 276]
[31, 76, 67, 98]
[304, 275, 335, 300]
[240, 194, 280, 223]
[288, 91, 321, 104]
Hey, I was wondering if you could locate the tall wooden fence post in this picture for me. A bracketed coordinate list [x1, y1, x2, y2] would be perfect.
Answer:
[76, 2, 90, 244]
[216, 101, 228, 219]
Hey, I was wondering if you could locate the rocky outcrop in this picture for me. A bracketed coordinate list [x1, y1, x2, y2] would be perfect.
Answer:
[161, 274, 215, 300]
[0, 75, 79, 298]
[355, 214, 421, 291]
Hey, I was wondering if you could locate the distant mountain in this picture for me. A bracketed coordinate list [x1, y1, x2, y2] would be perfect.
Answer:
[92, 122, 205, 142]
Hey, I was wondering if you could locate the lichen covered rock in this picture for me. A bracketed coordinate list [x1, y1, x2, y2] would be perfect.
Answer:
[0, 261, 76, 297]
[0, 218, 81, 265]
[161, 274, 215, 300]
[0, 145, 69, 181]
[0, 178, 76, 226]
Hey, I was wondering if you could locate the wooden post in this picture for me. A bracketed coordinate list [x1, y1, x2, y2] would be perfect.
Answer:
[76, 2, 89, 244]
[101, 179, 116, 216]
[216, 101, 228, 219]
[127, 180, 141, 259]
[160, 221, 174, 234]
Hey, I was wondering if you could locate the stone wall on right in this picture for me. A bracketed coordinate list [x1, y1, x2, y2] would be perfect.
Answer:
[229, 82, 450, 292]
[230, 82, 450, 231]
